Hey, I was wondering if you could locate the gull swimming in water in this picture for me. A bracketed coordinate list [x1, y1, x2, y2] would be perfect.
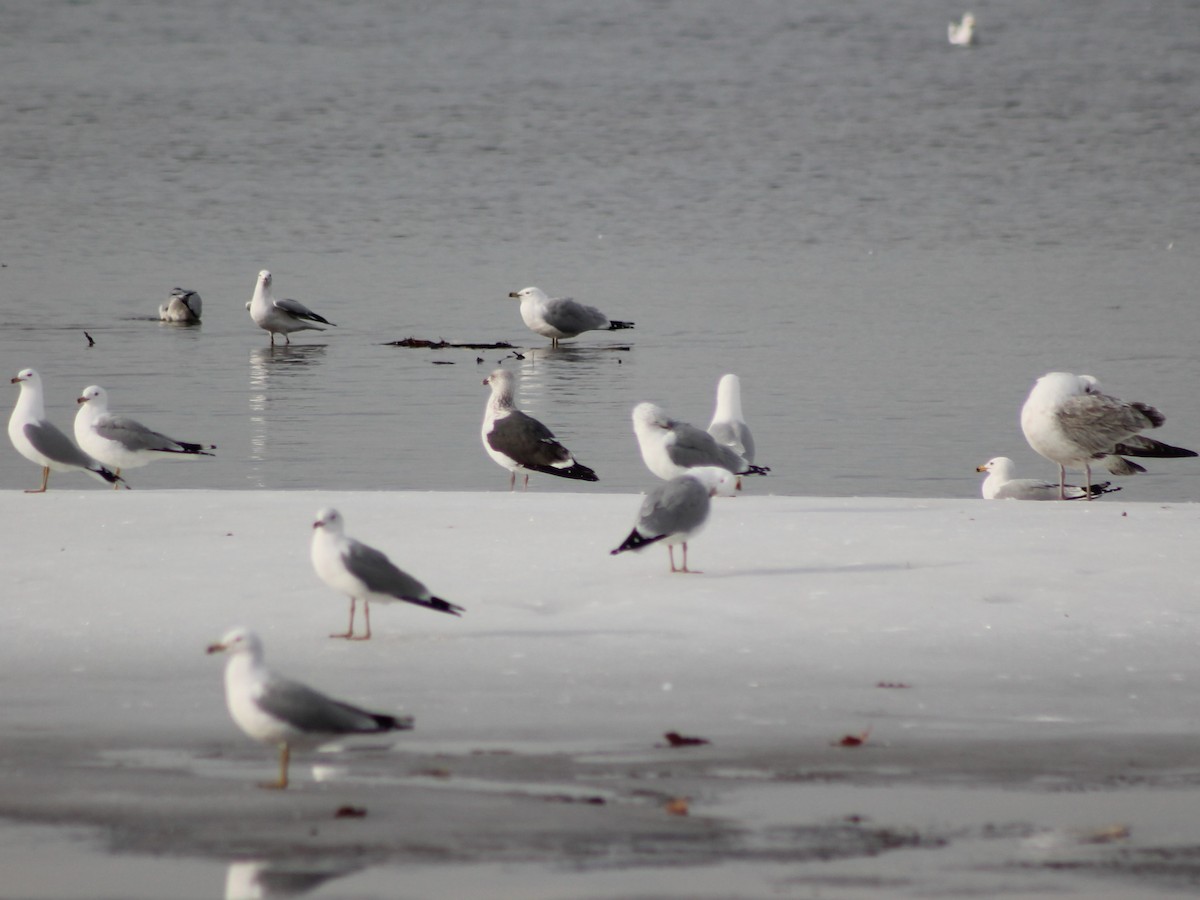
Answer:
[1020, 371, 1196, 499]
[311, 507, 464, 640]
[633, 402, 768, 482]
[158, 288, 202, 323]
[508, 286, 634, 347]
[481, 368, 598, 490]
[8, 369, 122, 492]
[611, 467, 734, 573]
[248, 270, 336, 345]
[207, 627, 413, 789]
[976, 456, 1120, 501]
[75, 385, 215, 486]
[948, 12, 976, 46]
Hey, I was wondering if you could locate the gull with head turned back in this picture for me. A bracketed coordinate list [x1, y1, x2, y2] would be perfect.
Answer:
[633, 402, 768, 483]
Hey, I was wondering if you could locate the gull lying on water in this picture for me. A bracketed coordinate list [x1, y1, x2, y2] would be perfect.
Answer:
[482, 368, 598, 490]
[1020, 371, 1196, 499]
[8, 369, 122, 492]
[248, 270, 336, 345]
[611, 467, 734, 573]
[633, 402, 768, 482]
[948, 12, 976, 46]
[508, 286, 634, 347]
[976, 456, 1120, 501]
[158, 287, 202, 323]
[311, 507, 464, 640]
[75, 385, 215, 486]
[207, 627, 413, 789]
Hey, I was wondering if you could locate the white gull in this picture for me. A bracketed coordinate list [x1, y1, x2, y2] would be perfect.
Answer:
[508, 286, 634, 347]
[976, 456, 1120, 501]
[633, 402, 767, 482]
[248, 270, 336, 345]
[159, 288, 202, 323]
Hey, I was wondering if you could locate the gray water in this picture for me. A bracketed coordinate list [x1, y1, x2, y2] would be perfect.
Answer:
[2, 0, 1198, 499]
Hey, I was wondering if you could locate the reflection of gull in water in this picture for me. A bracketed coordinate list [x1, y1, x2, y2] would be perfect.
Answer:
[225, 860, 362, 900]
[248, 345, 328, 484]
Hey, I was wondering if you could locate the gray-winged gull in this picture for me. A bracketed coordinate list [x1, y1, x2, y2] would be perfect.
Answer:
[159, 288, 202, 323]
[248, 270, 336, 345]
[1020, 371, 1196, 499]
[482, 368, 598, 490]
[8, 369, 123, 492]
[311, 507, 464, 640]
[74, 385, 215, 485]
[508, 286, 633, 346]
[206, 627, 413, 789]
[948, 12, 976, 46]
[976, 456, 1120, 501]
[707, 374, 756, 464]
[633, 402, 768, 482]
[611, 467, 734, 573]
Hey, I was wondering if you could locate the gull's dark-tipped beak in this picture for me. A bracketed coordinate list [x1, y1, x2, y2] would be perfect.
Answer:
[508, 291, 519, 299]
[205, 642, 226, 655]
[77, 396, 87, 404]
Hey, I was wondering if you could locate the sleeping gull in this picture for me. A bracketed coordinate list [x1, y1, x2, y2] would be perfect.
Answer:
[311, 507, 464, 640]
[976, 456, 1120, 501]
[8, 369, 122, 492]
[75, 385, 215, 486]
[158, 287, 202, 323]
[633, 402, 768, 482]
[207, 627, 413, 789]
[611, 467, 733, 573]
[948, 12, 976, 46]
[1020, 371, 1197, 499]
[482, 368, 598, 490]
[508, 286, 634, 347]
[248, 270, 336, 345]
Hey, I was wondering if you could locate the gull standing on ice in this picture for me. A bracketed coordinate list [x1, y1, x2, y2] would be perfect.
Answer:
[8, 369, 122, 492]
[633, 402, 768, 482]
[948, 12, 976, 46]
[248, 270, 336, 345]
[611, 467, 733, 573]
[976, 456, 1120, 501]
[481, 368, 598, 490]
[1020, 371, 1196, 500]
[75, 385, 215, 486]
[311, 507, 464, 640]
[207, 627, 413, 789]
[707, 373, 756, 488]
[158, 288, 202, 323]
[508, 286, 634, 347]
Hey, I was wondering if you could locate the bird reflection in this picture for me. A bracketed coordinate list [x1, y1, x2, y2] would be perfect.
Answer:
[224, 860, 361, 899]
[248, 345, 328, 485]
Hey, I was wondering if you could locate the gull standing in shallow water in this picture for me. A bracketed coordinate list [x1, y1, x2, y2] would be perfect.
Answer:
[207, 627, 413, 789]
[1020, 372, 1197, 500]
[481, 368, 598, 490]
[75, 385, 215, 486]
[976, 456, 1120, 501]
[158, 288, 202, 323]
[633, 402, 768, 482]
[8, 369, 122, 492]
[248, 270, 336, 345]
[508, 286, 634, 346]
[611, 467, 734, 573]
[311, 507, 464, 640]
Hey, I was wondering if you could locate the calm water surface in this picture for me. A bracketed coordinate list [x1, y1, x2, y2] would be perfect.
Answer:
[2, 0, 1198, 501]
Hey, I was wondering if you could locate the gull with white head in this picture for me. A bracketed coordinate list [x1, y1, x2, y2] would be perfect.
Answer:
[611, 467, 734, 573]
[248, 270, 336, 345]
[976, 456, 1120, 501]
[508, 286, 634, 347]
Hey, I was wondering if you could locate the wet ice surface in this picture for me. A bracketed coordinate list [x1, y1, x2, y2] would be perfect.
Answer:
[3, 490, 1200, 897]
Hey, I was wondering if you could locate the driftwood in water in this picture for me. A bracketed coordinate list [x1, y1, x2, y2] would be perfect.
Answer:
[387, 337, 516, 350]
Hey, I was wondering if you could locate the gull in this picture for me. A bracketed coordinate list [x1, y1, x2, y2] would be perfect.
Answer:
[158, 287, 202, 323]
[1020, 371, 1197, 499]
[976, 456, 1120, 501]
[707, 373, 756, 488]
[482, 368, 598, 490]
[75, 385, 215, 486]
[248, 270, 336, 345]
[611, 467, 734, 573]
[948, 12, 976, 46]
[8, 369, 122, 492]
[508, 286, 634, 347]
[633, 402, 768, 482]
[206, 627, 413, 789]
[311, 507, 464, 640]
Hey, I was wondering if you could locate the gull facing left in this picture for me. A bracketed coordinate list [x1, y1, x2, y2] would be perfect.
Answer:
[207, 627, 413, 789]
[508, 286, 634, 347]
[248, 270, 336, 345]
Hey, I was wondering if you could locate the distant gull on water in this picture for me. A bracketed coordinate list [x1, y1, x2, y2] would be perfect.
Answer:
[633, 402, 768, 482]
[207, 627, 413, 789]
[1020, 371, 1196, 500]
[976, 456, 1120, 501]
[75, 385, 215, 485]
[948, 12, 976, 46]
[159, 288, 202, 323]
[611, 467, 734, 573]
[311, 507, 464, 640]
[508, 286, 633, 347]
[248, 270, 336, 345]
[8, 369, 122, 492]
[482, 368, 598, 490]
